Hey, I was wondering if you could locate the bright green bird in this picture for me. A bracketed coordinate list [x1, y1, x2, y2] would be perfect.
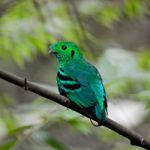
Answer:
[49, 41, 107, 121]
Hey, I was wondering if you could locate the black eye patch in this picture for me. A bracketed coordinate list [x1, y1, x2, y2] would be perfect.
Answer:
[71, 50, 75, 58]
[62, 45, 67, 50]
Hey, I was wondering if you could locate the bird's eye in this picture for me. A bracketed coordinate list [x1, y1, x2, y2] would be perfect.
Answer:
[61, 45, 67, 50]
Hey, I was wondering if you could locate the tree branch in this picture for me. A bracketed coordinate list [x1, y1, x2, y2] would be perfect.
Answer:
[0, 69, 150, 149]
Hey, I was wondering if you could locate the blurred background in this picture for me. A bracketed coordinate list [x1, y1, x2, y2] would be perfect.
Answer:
[0, 0, 150, 150]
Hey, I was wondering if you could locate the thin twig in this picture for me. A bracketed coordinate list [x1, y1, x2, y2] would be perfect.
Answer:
[0, 69, 150, 149]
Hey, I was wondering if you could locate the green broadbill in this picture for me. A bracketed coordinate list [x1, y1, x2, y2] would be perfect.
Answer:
[49, 41, 107, 121]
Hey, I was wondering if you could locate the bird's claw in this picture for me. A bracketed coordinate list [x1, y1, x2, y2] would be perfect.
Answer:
[90, 119, 101, 127]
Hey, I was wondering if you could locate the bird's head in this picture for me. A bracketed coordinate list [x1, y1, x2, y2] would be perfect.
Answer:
[48, 41, 83, 64]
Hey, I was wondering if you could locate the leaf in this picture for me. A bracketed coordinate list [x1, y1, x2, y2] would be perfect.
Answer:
[8, 125, 33, 136]
[68, 119, 91, 134]
[146, 100, 150, 109]
[4, 1, 35, 19]
[0, 139, 17, 150]
[137, 50, 150, 70]
[2, 114, 17, 132]
[123, 0, 146, 17]
[46, 138, 68, 150]
[12, 49, 24, 67]
[98, 4, 120, 27]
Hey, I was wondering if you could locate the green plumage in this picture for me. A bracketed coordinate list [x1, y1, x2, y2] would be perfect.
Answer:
[49, 41, 107, 120]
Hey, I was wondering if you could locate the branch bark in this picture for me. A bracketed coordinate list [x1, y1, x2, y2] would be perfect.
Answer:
[0, 69, 150, 149]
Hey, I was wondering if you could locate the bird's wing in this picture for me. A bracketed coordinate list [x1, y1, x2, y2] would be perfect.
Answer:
[57, 61, 96, 107]
[59, 59, 108, 117]
[61, 59, 108, 109]
[68, 59, 107, 113]
[63, 59, 100, 85]
[91, 80, 108, 115]
[56, 68, 81, 95]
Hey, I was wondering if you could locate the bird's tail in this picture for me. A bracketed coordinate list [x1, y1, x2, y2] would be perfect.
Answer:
[95, 103, 106, 121]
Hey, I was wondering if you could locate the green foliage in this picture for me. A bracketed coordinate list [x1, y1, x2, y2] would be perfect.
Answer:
[68, 118, 91, 134]
[137, 50, 150, 70]
[46, 138, 68, 150]
[1, 0, 149, 67]
[107, 78, 149, 98]
[0, 1, 56, 67]
[52, 3, 69, 19]
[6, 1, 34, 19]
[8, 125, 33, 136]
[0, 0, 150, 149]
[123, 0, 147, 17]
[0, 95, 17, 132]
[146, 100, 150, 109]
[55, 111, 91, 134]
[2, 113, 17, 132]
[97, 4, 120, 27]
[0, 139, 17, 150]
[83, 0, 149, 27]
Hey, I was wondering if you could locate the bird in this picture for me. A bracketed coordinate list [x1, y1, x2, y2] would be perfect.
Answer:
[49, 41, 107, 121]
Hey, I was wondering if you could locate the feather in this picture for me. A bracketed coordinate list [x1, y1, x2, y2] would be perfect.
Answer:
[51, 41, 108, 121]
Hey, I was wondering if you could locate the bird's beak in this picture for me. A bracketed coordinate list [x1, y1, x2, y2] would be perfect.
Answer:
[48, 49, 52, 54]
[48, 49, 57, 55]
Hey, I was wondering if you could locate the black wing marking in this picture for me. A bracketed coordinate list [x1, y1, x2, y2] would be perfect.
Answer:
[57, 67, 81, 93]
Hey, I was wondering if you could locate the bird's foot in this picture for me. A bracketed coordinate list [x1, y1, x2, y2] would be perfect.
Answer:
[90, 119, 101, 127]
